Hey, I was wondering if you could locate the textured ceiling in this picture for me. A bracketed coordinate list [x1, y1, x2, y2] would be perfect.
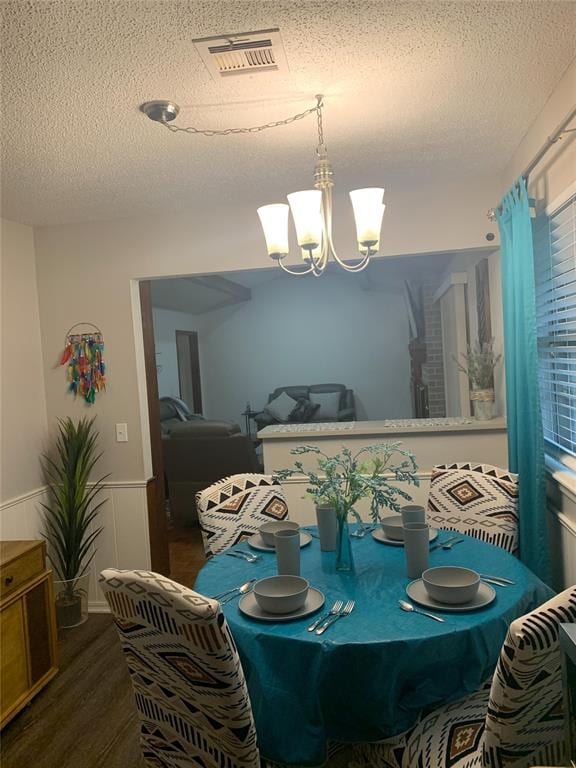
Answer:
[1, 1, 575, 227]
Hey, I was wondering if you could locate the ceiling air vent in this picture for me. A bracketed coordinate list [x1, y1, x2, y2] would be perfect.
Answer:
[193, 28, 288, 79]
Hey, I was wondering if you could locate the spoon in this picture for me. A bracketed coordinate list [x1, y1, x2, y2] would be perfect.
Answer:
[212, 579, 256, 601]
[220, 580, 256, 605]
[398, 599, 445, 623]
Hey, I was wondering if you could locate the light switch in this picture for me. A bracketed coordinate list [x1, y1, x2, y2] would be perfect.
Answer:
[115, 423, 128, 442]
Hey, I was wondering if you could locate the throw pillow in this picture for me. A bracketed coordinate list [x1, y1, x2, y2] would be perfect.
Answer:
[309, 391, 341, 421]
[289, 398, 321, 423]
[264, 391, 297, 422]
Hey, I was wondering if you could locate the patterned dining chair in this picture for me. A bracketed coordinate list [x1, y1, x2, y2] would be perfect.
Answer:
[426, 462, 519, 553]
[195, 473, 289, 557]
[100, 569, 352, 768]
[351, 586, 576, 768]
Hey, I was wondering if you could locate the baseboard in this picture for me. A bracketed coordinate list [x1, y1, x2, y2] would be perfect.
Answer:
[88, 601, 111, 613]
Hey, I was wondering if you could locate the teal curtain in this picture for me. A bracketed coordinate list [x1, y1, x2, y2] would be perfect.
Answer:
[497, 177, 550, 582]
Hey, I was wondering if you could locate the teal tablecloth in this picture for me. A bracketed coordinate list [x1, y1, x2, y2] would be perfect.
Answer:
[194, 529, 552, 766]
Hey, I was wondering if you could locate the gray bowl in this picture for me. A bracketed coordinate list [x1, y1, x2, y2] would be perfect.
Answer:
[422, 566, 480, 605]
[259, 520, 300, 547]
[253, 575, 309, 614]
[380, 515, 404, 541]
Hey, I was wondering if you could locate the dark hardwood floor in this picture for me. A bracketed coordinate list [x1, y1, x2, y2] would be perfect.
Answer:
[2, 526, 206, 768]
[2, 614, 144, 768]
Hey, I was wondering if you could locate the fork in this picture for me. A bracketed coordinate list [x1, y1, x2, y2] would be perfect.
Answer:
[225, 550, 260, 563]
[307, 600, 343, 632]
[350, 524, 376, 539]
[315, 600, 355, 635]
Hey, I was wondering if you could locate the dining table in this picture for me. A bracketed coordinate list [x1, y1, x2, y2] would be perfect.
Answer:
[193, 526, 553, 766]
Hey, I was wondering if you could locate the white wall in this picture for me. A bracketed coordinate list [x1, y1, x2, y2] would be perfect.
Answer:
[0, 218, 48, 503]
[194, 271, 412, 425]
[152, 307, 206, 402]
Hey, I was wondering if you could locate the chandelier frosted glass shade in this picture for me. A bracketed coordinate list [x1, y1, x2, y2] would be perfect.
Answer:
[287, 190, 323, 250]
[257, 204, 290, 259]
[349, 188, 385, 251]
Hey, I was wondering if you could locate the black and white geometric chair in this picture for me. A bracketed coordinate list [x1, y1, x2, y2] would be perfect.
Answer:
[195, 474, 289, 557]
[427, 463, 519, 553]
[100, 569, 352, 768]
[351, 586, 576, 768]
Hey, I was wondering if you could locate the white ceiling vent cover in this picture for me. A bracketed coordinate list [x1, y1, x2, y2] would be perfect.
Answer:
[193, 28, 288, 79]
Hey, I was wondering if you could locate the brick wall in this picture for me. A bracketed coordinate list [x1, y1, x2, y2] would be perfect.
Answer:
[422, 283, 446, 417]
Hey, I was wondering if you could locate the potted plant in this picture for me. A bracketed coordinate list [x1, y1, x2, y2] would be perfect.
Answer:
[41, 417, 108, 628]
[274, 443, 418, 572]
[455, 341, 502, 420]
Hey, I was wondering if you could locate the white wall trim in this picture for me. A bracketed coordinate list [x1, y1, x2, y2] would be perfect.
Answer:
[545, 180, 576, 216]
[549, 504, 576, 538]
[545, 455, 576, 506]
[0, 486, 46, 510]
[433, 271, 468, 303]
[88, 601, 111, 614]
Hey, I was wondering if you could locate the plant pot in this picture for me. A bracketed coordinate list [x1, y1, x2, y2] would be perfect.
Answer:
[53, 573, 89, 629]
[470, 389, 495, 420]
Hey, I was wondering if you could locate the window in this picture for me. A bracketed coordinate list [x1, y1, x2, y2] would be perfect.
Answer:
[534, 192, 576, 458]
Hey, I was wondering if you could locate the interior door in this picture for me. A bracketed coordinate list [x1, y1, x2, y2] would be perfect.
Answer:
[175, 330, 203, 414]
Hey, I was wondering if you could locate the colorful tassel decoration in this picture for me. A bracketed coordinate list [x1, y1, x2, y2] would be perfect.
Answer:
[60, 329, 106, 404]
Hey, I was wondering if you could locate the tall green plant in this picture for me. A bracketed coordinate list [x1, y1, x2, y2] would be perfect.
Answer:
[41, 417, 108, 588]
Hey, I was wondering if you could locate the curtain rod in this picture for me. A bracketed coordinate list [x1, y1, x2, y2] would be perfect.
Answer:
[487, 104, 576, 221]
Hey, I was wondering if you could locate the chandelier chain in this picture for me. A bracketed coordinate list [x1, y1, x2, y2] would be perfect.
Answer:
[159, 98, 322, 138]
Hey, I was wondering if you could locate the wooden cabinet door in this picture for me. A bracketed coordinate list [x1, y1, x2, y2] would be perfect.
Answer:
[0, 600, 29, 716]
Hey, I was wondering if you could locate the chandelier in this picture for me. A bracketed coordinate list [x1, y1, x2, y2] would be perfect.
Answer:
[141, 95, 385, 276]
[257, 96, 385, 276]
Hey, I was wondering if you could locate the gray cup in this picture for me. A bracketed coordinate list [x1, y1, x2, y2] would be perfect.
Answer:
[403, 522, 429, 579]
[315, 505, 337, 552]
[274, 530, 301, 576]
[401, 505, 426, 526]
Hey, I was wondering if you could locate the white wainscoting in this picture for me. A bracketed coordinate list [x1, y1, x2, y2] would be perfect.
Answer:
[0, 481, 151, 612]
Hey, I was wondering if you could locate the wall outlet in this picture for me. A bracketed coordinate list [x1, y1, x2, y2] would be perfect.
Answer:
[115, 423, 128, 442]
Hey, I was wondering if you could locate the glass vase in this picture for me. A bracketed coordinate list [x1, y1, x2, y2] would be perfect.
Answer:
[335, 508, 354, 573]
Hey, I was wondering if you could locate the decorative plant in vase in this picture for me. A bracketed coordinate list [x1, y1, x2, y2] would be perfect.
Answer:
[274, 443, 418, 572]
[41, 417, 108, 628]
[455, 340, 502, 420]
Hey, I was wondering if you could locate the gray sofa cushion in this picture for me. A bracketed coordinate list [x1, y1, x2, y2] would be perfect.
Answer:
[309, 391, 341, 420]
[264, 391, 297, 422]
[169, 420, 241, 438]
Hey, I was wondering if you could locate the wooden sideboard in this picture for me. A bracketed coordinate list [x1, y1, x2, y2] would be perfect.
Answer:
[0, 540, 58, 729]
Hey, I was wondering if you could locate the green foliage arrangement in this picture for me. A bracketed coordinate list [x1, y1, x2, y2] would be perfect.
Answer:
[41, 417, 108, 594]
[273, 442, 419, 524]
[455, 340, 502, 391]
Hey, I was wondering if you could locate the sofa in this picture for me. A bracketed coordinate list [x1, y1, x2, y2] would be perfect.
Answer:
[253, 384, 355, 430]
[160, 397, 260, 526]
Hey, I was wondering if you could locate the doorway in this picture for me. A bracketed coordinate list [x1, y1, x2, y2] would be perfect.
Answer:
[175, 330, 203, 414]
[139, 281, 206, 586]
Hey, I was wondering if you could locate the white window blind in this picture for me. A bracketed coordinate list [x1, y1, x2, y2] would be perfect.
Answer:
[534, 193, 576, 457]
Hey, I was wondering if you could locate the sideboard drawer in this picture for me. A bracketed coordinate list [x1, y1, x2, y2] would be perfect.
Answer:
[0, 545, 44, 600]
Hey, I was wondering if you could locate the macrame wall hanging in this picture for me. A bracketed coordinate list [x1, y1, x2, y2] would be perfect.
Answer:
[59, 323, 106, 404]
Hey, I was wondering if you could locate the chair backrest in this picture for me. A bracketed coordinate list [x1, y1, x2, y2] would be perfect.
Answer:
[99, 569, 260, 768]
[427, 462, 519, 553]
[195, 473, 289, 557]
[483, 586, 576, 768]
